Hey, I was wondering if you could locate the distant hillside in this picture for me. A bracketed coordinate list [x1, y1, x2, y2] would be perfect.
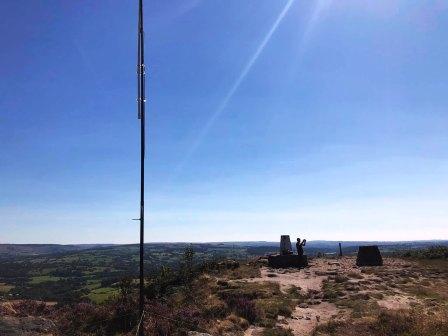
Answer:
[0, 244, 115, 256]
[245, 240, 448, 256]
[1, 240, 446, 257]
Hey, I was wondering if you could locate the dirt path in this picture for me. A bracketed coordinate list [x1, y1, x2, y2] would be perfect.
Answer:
[280, 301, 341, 335]
[377, 295, 413, 310]
[246, 259, 331, 293]
[244, 259, 347, 335]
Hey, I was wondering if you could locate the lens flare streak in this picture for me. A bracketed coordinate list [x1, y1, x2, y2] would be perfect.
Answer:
[173, 0, 296, 176]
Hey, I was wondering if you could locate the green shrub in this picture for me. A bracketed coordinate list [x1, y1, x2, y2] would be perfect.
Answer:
[400, 246, 448, 260]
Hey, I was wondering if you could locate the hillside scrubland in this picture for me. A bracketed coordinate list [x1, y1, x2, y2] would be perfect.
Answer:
[0, 246, 447, 335]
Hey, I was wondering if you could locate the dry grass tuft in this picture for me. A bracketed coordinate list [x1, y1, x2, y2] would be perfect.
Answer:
[313, 309, 448, 336]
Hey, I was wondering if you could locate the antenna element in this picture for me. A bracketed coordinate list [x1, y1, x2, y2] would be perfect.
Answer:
[137, 0, 146, 335]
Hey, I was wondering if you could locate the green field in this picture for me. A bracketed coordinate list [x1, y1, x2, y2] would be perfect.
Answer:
[87, 287, 119, 303]
[0, 283, 14, 293]
[30, 275, 61, 284]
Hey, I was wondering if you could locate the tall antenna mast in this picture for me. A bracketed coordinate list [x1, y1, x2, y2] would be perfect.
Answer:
[137, 0, 146, 334]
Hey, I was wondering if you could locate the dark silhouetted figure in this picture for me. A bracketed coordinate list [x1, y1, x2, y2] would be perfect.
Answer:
[296, 238, 306, 258]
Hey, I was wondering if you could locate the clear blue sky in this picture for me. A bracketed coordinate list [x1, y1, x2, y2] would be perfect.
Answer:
[1, 0, 447, 243]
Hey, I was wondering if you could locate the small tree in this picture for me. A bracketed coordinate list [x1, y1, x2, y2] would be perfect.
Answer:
[181, 246, 195, 285]
[119, 277, 133, 298]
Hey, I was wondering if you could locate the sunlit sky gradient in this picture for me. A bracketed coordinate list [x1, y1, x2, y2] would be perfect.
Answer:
[1, 0, 448, 243]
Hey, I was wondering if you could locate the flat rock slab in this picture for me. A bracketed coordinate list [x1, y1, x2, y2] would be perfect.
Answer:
[268, 255, 308, 268]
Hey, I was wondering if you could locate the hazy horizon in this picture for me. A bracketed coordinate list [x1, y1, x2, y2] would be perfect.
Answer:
[2, 239, 448, 246]
[1, 0, 448, 244]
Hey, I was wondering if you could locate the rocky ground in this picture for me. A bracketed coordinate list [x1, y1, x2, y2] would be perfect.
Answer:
[238, 256, 448, 335]
[1, 256, 447, 335]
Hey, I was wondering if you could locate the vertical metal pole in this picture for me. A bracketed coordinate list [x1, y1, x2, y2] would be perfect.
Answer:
[137, 0, 146, 335]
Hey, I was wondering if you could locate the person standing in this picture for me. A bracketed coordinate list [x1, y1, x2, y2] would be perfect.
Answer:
[296, 238, 306, 257]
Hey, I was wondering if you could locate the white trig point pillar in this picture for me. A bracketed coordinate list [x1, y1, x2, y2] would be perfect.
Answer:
[280, 235, 292, 255]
